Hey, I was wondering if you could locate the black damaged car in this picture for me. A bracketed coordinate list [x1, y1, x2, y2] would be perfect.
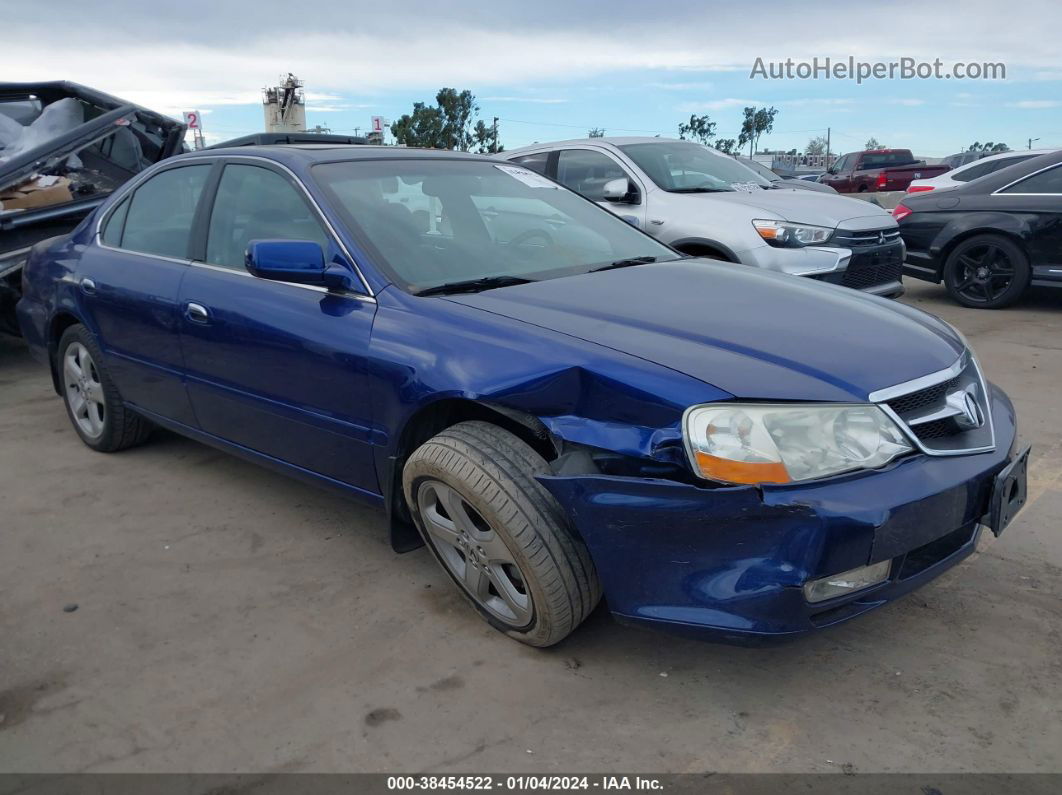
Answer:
[896, 149, 1062, 308]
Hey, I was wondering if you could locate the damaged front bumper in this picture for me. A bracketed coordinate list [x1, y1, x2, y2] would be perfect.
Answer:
[537, 385, 1021, 644]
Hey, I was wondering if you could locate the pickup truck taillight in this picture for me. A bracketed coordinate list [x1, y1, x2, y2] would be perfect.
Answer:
[876, 172, 887, 189]
[906, 185, 934, 193]
[892, 203, 913, 221]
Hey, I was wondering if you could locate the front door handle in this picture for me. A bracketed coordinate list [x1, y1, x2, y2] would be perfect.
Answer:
[185, 302, 210, 323]
[80, 278, 96, 295]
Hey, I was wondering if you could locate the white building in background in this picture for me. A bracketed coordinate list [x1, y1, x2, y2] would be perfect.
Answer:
[263, 73, 306, 133]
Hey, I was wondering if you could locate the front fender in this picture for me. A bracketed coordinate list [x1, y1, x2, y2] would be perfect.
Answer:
[367, 287, 729, 471]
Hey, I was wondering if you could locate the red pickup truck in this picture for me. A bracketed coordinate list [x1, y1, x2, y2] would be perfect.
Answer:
[821, 149, 950, 193]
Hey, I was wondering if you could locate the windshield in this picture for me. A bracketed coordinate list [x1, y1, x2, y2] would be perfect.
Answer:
[312, 159, 679, 293]
[619, 141, 771, 192]
[739, 158, 782, 183]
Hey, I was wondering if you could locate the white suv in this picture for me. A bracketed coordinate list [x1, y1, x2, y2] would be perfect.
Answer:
[504, 137, 904, 296]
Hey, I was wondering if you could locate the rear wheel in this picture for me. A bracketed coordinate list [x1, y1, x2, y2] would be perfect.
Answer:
[943, 234, 1029, 309]
[57, 324, 153, 451]
[403, 421, 601, 647]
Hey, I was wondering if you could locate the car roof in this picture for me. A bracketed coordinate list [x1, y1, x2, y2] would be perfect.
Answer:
[953, 148, 1057, 170]
[506, 136, 702, 155]
[928, 149, 1062, 197]
[177, 144, 491, 165]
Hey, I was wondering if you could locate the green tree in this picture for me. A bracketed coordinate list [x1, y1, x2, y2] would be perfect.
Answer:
[472, 119, 503, 154]
[805, 135, 828, 156]
[588, 127, 606, 138]
[390, 103, 446, 148]
[677, 113, 716, 145]
[714, 138, 739, 155]
[966, 141, 1009, 153]
[864, 136, 883, 150]
[390, 88, 492, 151]
[738, 106, 778, 157]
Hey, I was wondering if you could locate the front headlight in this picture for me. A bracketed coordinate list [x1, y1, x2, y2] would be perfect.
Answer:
[683, 403, 913, 485]
[752, 219, 834, 248]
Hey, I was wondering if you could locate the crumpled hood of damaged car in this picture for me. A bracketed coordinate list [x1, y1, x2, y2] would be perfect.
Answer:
[446, 259, 965, 402]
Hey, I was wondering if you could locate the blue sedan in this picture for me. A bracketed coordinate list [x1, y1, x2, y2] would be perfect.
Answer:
[16, 145, 1029, 646]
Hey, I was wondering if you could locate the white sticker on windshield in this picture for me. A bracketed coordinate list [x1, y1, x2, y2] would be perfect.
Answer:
[494, 164, 560, 189]
[731, 182, 762, 193]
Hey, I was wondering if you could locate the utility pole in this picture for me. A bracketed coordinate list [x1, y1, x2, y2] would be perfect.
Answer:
[1028, 137, 1040, 149]
[826, 127, 831, 170]
[492, 116, 499, 154]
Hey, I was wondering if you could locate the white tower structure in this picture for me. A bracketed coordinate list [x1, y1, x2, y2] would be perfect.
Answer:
[262, 73, 306, 133]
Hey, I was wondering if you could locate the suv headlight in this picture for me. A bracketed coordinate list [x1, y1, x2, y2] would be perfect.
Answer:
[684, 403, 913, 485]
[752, 219, 833, 248]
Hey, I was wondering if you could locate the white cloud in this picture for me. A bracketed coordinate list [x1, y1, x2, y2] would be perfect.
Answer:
[1010, 100, 1062, 108]
[888, 99, 926, 106]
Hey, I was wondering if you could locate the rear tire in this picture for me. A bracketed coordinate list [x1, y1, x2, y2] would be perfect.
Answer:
[57, 324, 153, 452]
[403, 421, 601, 647]
[943, 234, 1029, 309]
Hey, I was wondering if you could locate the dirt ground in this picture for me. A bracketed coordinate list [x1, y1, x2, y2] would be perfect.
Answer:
[1, 281, 1060, 774]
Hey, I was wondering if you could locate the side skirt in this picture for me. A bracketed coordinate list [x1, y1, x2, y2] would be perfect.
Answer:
[129, 403, 387, 509]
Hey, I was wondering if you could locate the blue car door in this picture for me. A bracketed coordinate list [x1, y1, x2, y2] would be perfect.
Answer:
[74, 162, 213, 424]
[176, 158, 380, 495]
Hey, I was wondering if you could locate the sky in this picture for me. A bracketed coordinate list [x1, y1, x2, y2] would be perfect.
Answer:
[5, 0, 1062, 157]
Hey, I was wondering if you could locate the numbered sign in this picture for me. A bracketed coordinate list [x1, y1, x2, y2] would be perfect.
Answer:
[183, 111, 201, 130]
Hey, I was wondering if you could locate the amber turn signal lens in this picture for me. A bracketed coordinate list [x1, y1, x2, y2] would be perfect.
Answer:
[694, 452, 791, 485]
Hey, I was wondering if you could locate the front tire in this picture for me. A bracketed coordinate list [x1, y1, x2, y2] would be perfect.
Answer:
[403, 421, 601, 647]
[943, 234, 1029, 309]
[57, 324, 153, 452]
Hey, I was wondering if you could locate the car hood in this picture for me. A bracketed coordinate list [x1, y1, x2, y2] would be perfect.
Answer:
[447, 260, 964, 403]
[699, 188, 892, 230]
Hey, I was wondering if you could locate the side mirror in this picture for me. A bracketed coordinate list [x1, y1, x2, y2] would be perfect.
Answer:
[245, 240, 351, 290]
[602, 177, 637, 203]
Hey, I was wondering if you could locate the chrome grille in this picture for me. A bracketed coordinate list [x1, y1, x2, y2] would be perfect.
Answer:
[871, 353, 996, 455]
[832, 229, 902, 247]
[830, 227, 904, 290]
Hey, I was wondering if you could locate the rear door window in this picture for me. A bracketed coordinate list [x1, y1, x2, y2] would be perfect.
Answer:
[1002, 164, 1062, 194]
[119, 165, 211, 259]
[509, 152, 551, 176]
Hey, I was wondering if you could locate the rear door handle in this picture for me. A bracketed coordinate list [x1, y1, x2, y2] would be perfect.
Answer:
[185, 302, 210, 323]
[80, 278, 96, 295]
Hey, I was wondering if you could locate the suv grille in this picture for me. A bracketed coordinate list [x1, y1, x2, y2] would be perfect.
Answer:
[873, 355, 995, 454]
[830, 228, 904, 291]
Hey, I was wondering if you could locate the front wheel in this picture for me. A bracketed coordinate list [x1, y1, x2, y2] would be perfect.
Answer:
[943, 234, 1029, 309]
[57, 324, 153, 451]
[403, 421, 601, 647]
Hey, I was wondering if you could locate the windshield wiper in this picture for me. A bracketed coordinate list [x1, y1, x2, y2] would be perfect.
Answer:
[588, 255, 658, 273]
[413, 275, 535, 297]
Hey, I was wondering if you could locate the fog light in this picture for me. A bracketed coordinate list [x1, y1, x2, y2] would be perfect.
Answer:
[804, 560, 891, 603]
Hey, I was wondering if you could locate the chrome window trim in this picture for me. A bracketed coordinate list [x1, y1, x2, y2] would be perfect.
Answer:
[991, 162, 1062, 196]
[870, 352, 996, 457]
[186, 260, 375, 301]
[92, 153, 376, 300]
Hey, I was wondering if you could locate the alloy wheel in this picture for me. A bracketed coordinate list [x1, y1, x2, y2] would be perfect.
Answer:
[63, 342, 106, 439]
[416, 480, 533, 627]
[952, 243, 1015, 304]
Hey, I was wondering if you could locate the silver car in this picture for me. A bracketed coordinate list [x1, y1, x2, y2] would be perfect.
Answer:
[504, 137, 904, 297]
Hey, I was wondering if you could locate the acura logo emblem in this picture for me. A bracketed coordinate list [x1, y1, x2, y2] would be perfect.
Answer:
[946, 385, 984, 430]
